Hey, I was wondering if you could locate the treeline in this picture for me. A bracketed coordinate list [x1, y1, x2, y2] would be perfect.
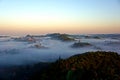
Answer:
[47, 33, 75, 41]
[0, 51, 120, 80]
[31, 51, 120, 80]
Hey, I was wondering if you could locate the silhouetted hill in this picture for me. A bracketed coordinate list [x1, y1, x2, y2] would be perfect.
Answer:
[33, 51, 120, 80]
[47, 33, 75, 41]
[71, 41, 92, 48]
[0, 51, 120, 80]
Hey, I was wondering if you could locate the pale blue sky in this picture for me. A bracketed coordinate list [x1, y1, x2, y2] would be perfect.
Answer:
[0, 0, 120, 35]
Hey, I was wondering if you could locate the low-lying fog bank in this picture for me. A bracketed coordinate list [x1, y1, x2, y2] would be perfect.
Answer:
[0, 33, 120, 66]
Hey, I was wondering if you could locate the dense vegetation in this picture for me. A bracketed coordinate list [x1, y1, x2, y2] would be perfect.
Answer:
[0, 62, 50, 80]
[84, 35, 101, 39]
[0, 51, 120, 80]
[47, 33, 75, 41]
[71, 41, 91, 48]
[32, 51, 120, 80]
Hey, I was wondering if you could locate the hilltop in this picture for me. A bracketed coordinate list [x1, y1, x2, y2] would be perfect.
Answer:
[30, 51, 120, 80]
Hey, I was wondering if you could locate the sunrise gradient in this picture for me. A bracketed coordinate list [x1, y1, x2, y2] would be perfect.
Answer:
[0, 0, 120, 35]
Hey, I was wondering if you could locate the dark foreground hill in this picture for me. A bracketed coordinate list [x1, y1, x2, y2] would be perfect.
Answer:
[0, 51, 120, 80]
[30, 51, 120, 80]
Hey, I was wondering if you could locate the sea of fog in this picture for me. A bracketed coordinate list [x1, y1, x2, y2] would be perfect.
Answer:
[0, 34, 120, 66]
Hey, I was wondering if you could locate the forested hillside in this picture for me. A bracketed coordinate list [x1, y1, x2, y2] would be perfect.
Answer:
[32, 51, 120, 80]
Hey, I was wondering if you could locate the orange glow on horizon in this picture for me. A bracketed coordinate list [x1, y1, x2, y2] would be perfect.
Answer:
[0, 16, 120, 35]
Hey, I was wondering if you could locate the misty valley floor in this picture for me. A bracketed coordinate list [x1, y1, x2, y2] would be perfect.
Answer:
[0, 33, 120, 66]
[0, 33, 120, 80]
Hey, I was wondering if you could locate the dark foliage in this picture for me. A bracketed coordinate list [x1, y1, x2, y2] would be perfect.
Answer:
[0, 62, 50, 80]
[71, 42, 91, 48]
[0, 51, 120, 80]
[34, 51, 120, 80]
[47, 33, 75, 41]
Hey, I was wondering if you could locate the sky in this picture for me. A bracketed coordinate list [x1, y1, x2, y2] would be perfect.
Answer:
[0, 0, 120, 35]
